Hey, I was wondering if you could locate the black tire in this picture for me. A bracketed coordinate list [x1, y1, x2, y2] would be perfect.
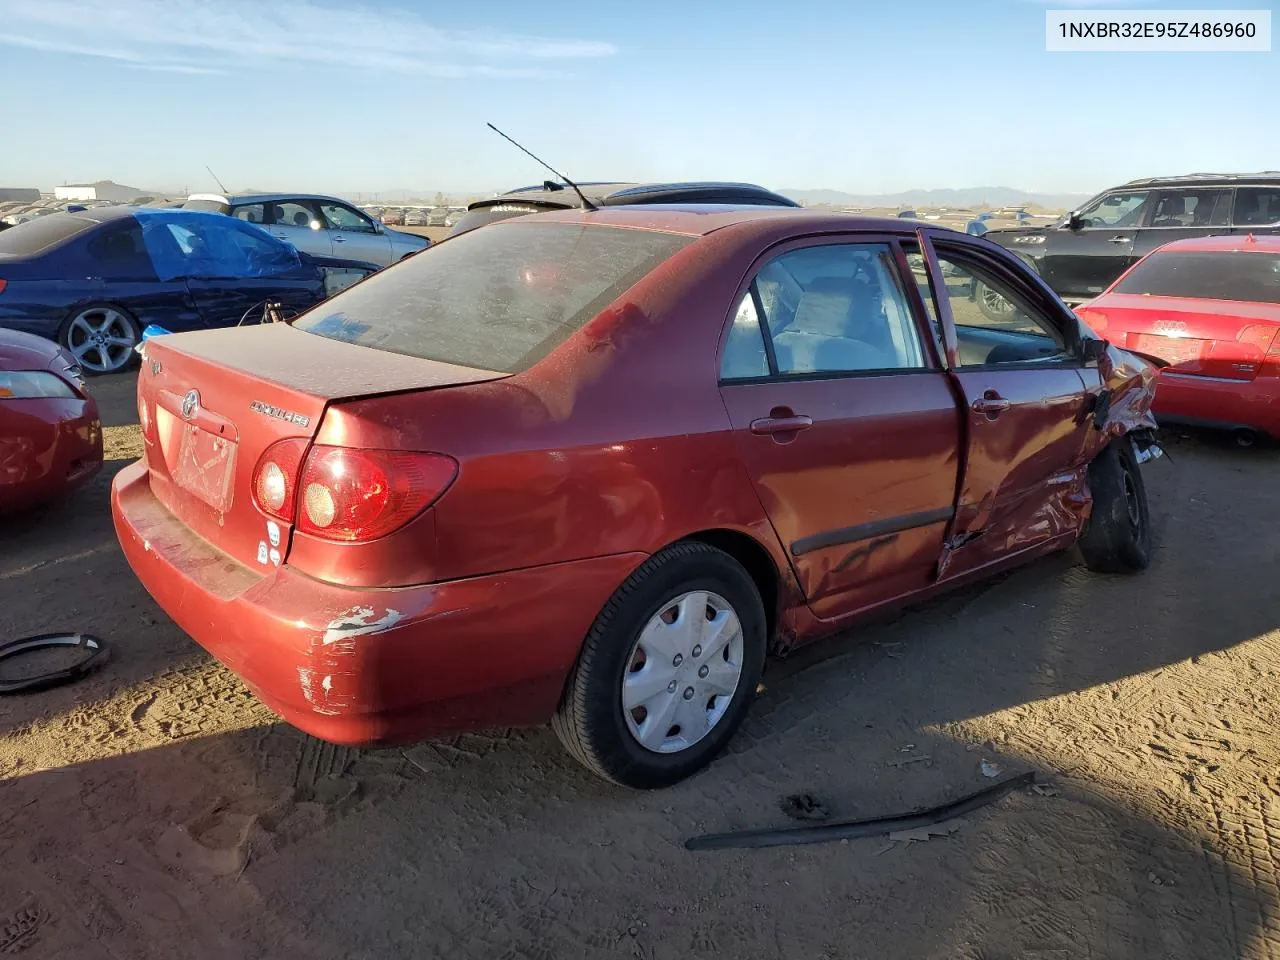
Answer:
[552, 542, 767, 788]
[1078, 438, 1152, 573]
[58, 303, 141, 376]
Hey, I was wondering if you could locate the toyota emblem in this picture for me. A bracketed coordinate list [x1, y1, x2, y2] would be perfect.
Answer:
[180, 389, 200, 420]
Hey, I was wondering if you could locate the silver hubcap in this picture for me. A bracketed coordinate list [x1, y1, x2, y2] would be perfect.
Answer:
[66, 308, 136, 373]
[622, 590, 745, 755]
[981, 285, 1013, 314]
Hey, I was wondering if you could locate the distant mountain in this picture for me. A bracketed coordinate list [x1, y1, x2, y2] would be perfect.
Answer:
[782, 186, 1093, 211]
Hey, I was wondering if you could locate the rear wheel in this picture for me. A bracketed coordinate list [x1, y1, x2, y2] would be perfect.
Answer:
[60, 304, 140, 375]
[975, 281, 1017, 324]
[552, 542, 767, 788]
[1079, 438, 1152, 573]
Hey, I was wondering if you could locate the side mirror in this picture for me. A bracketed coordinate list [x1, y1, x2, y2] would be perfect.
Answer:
[1082, 337, 1109, 363]
[1067, 211, 1083, 230]
[371, 221, 384, 234]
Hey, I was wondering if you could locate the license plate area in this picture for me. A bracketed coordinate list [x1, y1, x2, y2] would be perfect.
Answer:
[173, 423, 237, 513]
[1130, 333, 1206, 368]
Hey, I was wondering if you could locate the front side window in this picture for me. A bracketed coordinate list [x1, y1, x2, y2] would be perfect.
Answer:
[1078, 191, 1150, 229]
[747, 243, 926, 376]
[320, 203, 376, 233]
[1148, 189, 1230, 228]
[1234, 188, 1280, 227]
[931, 249, 1072, 366]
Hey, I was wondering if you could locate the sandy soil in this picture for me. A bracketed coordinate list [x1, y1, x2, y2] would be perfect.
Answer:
[1, 372, 1279, 959]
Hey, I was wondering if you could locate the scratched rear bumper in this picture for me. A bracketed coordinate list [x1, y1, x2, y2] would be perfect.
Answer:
[111, 460, 645, 746]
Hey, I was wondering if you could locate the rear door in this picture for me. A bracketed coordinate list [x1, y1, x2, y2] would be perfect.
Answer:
[1132, 188, 1231, 259]
[155, 216, 324, 327]
[1041, 189, 1152, 299]
[316, 201, 393, 266]
[718, 237, 962, 620]
[917, 233, 1095, 579]
[264, 199, 332, 258]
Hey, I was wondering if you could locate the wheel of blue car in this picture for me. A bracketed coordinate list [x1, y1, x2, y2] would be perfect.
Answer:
[59, 304, 140, 376]
[552, 542, 767, 788]
[975, 282, 1017, 323]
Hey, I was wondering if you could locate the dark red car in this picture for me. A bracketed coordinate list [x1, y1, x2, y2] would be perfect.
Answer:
[112, 208, 1160, 787]
[1075, 234, 1280, 444]
[1, 328, 102, 512]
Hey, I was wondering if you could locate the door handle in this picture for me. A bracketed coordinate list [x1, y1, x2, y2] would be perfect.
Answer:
[971, 392, 1011, 417]
[333, 235, 346, 242]
[1106, 235, 1131, 244]
[750, 414, 814, 436]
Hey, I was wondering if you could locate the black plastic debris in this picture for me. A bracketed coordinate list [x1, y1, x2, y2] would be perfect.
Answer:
[0, 633, 110, 694]
[685, 772, 1036, 852]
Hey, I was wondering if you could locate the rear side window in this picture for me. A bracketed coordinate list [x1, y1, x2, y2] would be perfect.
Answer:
[1114, 251, 1280, 304]
[0, 214, 97, 256]
[1234, 188, 1280, 227]
[296, 222, 691, 372]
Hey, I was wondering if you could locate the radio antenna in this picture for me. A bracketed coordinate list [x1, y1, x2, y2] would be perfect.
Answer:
[205, 165, 229, 194]
[486, 123, 597, 211]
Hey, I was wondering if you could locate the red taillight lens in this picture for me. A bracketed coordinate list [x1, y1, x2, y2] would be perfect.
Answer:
[296, 446, 457, 542]
[252, 438, 309, 520]
[0, 279, 7, 296]
[137, 391, 152, 442]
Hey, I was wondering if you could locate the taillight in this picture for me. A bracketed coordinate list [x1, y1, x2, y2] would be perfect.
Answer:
[296, 446, 457, 542]
[251, 438, 309, 520]
[0, 279, 7, 296]
[137, 391, 153, 442]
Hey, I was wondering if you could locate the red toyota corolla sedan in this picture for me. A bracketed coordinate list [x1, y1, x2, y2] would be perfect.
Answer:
[1, 328, 102, 512]
[1075, 234, 1280, 444]
[112, 207, 1160, 787]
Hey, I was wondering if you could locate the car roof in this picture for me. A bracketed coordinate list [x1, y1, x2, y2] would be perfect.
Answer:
[1150, 234, 1280, 254]
[491, 204, 936, 238]
[467, 181, 799, 212]
[187, 192, 352, 206]
[1120, 171, 1280, 188]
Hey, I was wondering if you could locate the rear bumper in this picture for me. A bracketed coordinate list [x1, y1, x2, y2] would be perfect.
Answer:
[1154, 371, 1280, 437]
[0, 395, 102, 512]
[111, 460, 644, 746]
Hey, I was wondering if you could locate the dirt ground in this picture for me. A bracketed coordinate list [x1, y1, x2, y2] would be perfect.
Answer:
[2, 372, 1279, 960]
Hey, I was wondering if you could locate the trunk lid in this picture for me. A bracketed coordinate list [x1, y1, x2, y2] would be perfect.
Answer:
[138, 322, 506, 571]
[1080, 293, 1280, 382]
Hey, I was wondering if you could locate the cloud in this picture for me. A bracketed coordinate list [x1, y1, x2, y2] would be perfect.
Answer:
[0, 0, 615, 78]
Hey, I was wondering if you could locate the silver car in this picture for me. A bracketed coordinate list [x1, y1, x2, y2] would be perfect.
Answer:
[183, 193, 428, 267]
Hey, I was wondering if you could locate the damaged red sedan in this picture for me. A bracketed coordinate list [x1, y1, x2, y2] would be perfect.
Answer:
[1, 328, 102, 512]
[112, 208, 1160, 788]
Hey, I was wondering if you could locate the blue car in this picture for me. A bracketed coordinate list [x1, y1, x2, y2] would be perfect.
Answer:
[0, 207, 378, 374]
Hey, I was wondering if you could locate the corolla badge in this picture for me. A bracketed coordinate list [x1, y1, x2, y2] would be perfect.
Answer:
[180, 389, 200, 420]
[1153, 319, 1189, 337]
[249, 400, 310, 427]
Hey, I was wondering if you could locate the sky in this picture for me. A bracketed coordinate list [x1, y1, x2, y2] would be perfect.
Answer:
[0, 0, 1277, 197]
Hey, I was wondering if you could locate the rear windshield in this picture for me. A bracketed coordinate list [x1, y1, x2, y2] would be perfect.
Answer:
[0, 214, 97, 257]
[295, 221, 692, 372]
[1114, 251, 1280, 304]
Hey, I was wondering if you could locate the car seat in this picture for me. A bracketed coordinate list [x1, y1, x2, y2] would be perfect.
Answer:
[772, 277, 895, 373]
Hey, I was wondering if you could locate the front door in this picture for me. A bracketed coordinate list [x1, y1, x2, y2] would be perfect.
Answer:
[717, 239, 962, 620]
[919, 235, 1095, 579]
[1041, 189, 1152, 299]
[317, 201, 393, 266]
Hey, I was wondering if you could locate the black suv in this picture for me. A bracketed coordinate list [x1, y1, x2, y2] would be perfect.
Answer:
[446, 181, 799, 237]
[984, 172, 1280, 309]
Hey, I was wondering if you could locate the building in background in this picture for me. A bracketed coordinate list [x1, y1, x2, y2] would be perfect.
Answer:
[0, 187, 40, 203]
[53, 180, 143, 203]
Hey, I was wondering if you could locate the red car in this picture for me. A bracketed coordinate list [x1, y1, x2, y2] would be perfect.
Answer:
[1, 328, 102, 512]
[1075, 234, 1280, 445]
[112, 208, 1160, 787]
